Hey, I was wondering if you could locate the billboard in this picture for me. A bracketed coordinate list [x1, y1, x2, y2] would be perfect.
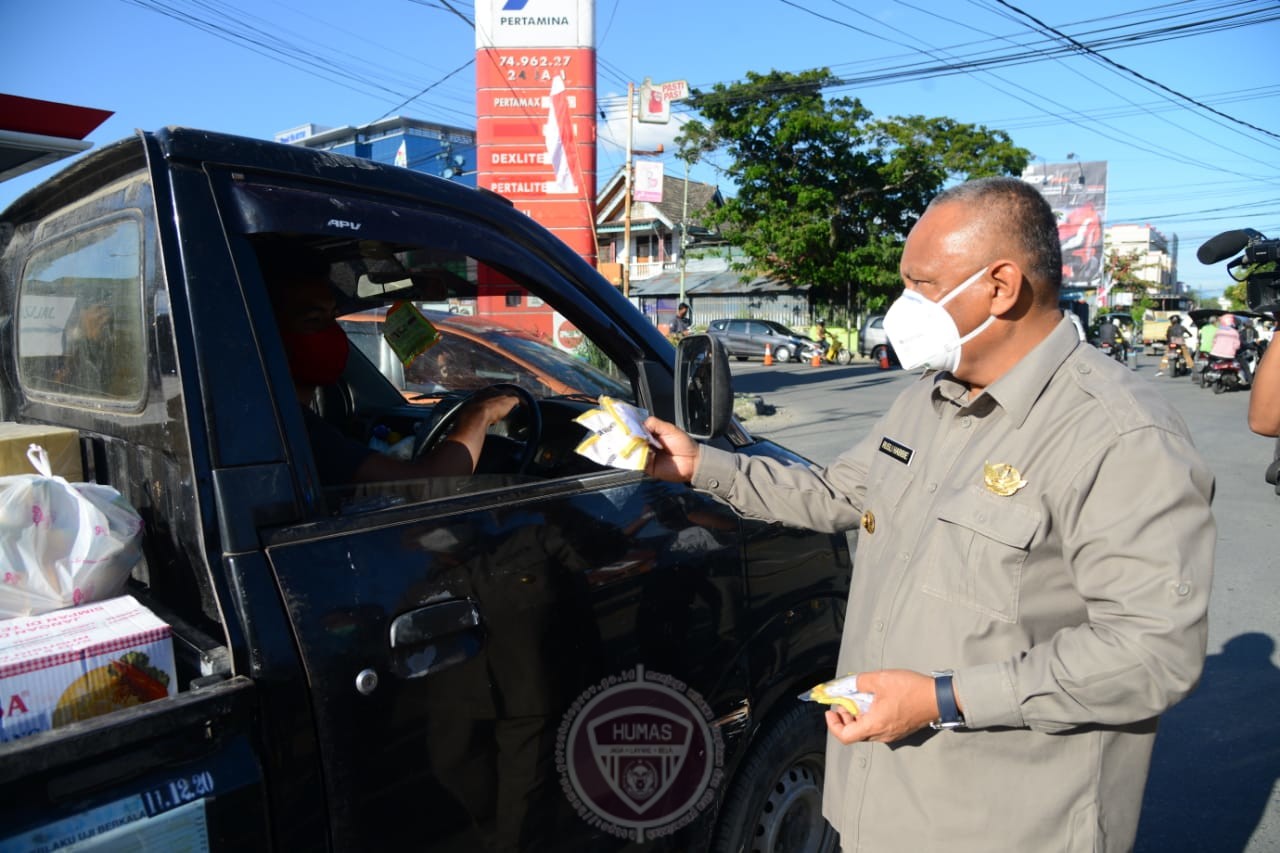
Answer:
[475, 0, 596, 264]
[1022, 160, 1108, 293]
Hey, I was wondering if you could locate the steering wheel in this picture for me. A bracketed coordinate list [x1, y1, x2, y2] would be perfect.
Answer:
[413, 383, 542, 475]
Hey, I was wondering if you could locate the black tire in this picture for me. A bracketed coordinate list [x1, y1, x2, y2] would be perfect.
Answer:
[835, 347, 853, 365]
[774, 346, 793, 364]
[736, 356, 749, 362]
[711, 703, 838, 853]
[1213, 379, 1226, 394]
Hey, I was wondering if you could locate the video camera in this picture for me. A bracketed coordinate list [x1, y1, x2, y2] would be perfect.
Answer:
[1197, 228, 1280, 316]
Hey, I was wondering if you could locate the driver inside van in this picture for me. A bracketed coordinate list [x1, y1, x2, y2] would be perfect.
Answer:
[262, 247, 519, 487]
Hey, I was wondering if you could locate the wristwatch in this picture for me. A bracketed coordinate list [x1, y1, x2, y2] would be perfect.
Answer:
[929, 670, 966, 730]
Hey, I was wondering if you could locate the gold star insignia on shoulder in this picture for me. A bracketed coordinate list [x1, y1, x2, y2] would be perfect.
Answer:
[983, 461, 1027, 496]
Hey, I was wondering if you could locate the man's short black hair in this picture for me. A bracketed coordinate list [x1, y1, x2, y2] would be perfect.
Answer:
[931, 177, 1063, 296]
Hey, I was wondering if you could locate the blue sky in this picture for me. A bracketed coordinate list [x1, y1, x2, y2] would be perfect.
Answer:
[3, 0, 1278, 296]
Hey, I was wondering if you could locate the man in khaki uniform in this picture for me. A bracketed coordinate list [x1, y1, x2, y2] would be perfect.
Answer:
[644, 177, 1214, 851]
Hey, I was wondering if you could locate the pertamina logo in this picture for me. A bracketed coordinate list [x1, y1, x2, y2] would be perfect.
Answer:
[556, 665, 724, 843]
[498, 0, 569, 26]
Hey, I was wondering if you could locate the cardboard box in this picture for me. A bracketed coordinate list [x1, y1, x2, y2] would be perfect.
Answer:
[0, 423, 83, 480]
[0, 595, 176, 743]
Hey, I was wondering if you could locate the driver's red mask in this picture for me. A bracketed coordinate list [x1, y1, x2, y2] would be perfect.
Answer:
[281, 322, 350, 387]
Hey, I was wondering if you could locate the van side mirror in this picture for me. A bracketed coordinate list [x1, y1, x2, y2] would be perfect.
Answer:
[674, 334, 734, 440]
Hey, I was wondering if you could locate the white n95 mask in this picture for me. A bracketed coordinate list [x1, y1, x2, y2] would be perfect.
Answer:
[882, 266, 996, 373]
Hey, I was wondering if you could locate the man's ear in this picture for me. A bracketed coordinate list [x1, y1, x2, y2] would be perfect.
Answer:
[987, 259, 1027, 316]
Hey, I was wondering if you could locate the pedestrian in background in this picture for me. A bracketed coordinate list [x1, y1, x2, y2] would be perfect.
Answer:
[670, 302, 692, 337]
[642, 176, 1214, 852]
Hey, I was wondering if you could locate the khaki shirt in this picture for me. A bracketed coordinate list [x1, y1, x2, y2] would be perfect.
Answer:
[693, 317, 1215, 852]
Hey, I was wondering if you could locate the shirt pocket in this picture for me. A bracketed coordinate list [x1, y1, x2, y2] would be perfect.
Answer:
[923, 486, 1041, 623]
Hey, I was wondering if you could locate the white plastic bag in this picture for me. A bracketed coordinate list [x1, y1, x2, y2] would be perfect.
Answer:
[0, 444, 144, 618]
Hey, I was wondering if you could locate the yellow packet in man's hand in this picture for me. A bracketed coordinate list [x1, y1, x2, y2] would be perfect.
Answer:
[798, 674, 874, 716]
[573, 397, 659, 472]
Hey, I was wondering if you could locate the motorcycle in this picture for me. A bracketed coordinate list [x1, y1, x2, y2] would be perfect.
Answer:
[800, 340, 854, 365]
[1163, 341, 1192, 378]
[1097, 339, 1127, 365]
[1191, 349, 1212, 386]
[1202, 344, 1259, 394]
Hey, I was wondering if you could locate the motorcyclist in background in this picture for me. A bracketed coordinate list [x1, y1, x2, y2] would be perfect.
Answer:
[1096, 315, 1123, 362]
[1157, 314, 1193, 376]
[813, 318, 840, 362]
[1210, 314, 1252, 386]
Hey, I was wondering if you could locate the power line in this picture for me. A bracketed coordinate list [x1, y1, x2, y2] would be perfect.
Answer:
[990, 0, 1280, 143]
[372, 59, 475, 123]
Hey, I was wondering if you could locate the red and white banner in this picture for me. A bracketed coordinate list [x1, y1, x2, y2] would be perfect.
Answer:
[544, 75, 583, 194]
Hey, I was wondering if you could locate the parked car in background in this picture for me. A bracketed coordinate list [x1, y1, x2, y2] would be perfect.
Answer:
[706, 318, 815, 362]
[856, 313, 897, 366]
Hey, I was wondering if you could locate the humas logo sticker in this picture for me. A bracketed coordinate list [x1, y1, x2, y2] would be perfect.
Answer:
[556, 665, 724, 842]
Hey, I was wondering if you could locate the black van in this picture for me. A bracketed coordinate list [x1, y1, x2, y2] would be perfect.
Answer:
[0, 128, 850, 851]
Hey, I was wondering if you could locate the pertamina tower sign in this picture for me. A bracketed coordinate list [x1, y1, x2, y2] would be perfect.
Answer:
[474, 0, 596, 266]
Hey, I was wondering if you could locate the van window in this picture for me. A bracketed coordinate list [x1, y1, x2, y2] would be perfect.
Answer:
[233, 175, 641, 510]
[16, 217, 146, 406]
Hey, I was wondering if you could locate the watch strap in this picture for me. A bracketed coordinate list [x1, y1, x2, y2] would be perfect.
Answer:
[930, 671, 965, 730]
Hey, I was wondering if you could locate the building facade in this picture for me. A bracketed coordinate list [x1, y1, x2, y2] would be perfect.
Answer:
[1104, 223, 1180, 292]
[278, 118, 476, 187]
[594, 167, 812, 331]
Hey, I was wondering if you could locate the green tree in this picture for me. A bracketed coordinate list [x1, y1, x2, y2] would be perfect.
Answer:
[1104, 248, 1155, 325]
[1222, 281, 1249, 311]
[676, 69, 1029, 313]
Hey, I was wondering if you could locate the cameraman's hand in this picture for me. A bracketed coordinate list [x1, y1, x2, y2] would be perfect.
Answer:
[1249, 332, 1280, 436]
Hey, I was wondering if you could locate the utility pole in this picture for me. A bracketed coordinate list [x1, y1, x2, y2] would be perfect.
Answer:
[619, 82, 665, 300]
[622, 82, 635, 299]
[679, 158, 689, 304]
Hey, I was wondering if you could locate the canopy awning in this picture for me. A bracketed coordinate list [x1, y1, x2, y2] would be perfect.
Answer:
[0, 94, 113, 183]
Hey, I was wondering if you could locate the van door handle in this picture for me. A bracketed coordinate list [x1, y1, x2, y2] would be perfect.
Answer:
[388, 599, 483, 679]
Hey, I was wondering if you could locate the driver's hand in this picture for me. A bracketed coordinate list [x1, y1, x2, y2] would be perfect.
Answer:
[460, 388, 521, 429]
[643, 416, 700, 483]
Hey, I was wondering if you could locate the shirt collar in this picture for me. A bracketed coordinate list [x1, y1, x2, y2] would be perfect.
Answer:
[931, 316, 1081, 427]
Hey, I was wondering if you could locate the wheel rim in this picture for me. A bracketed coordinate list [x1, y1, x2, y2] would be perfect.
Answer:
[750, 755, 835, 853]
[775, 346, 791, 363]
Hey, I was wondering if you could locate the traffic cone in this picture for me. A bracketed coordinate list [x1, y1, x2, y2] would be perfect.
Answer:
[878, 349, 890, 369]
[763, 343, 774, 366]
[811, 348, 822, 367]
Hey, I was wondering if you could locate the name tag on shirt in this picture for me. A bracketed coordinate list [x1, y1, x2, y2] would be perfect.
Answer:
[879, 437, 914, 465]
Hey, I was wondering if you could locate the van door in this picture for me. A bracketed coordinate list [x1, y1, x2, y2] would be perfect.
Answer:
[265, 475, 745, 850]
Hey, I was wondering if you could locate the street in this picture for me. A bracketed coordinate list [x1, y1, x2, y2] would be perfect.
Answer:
[730, 350, 1280, 853]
